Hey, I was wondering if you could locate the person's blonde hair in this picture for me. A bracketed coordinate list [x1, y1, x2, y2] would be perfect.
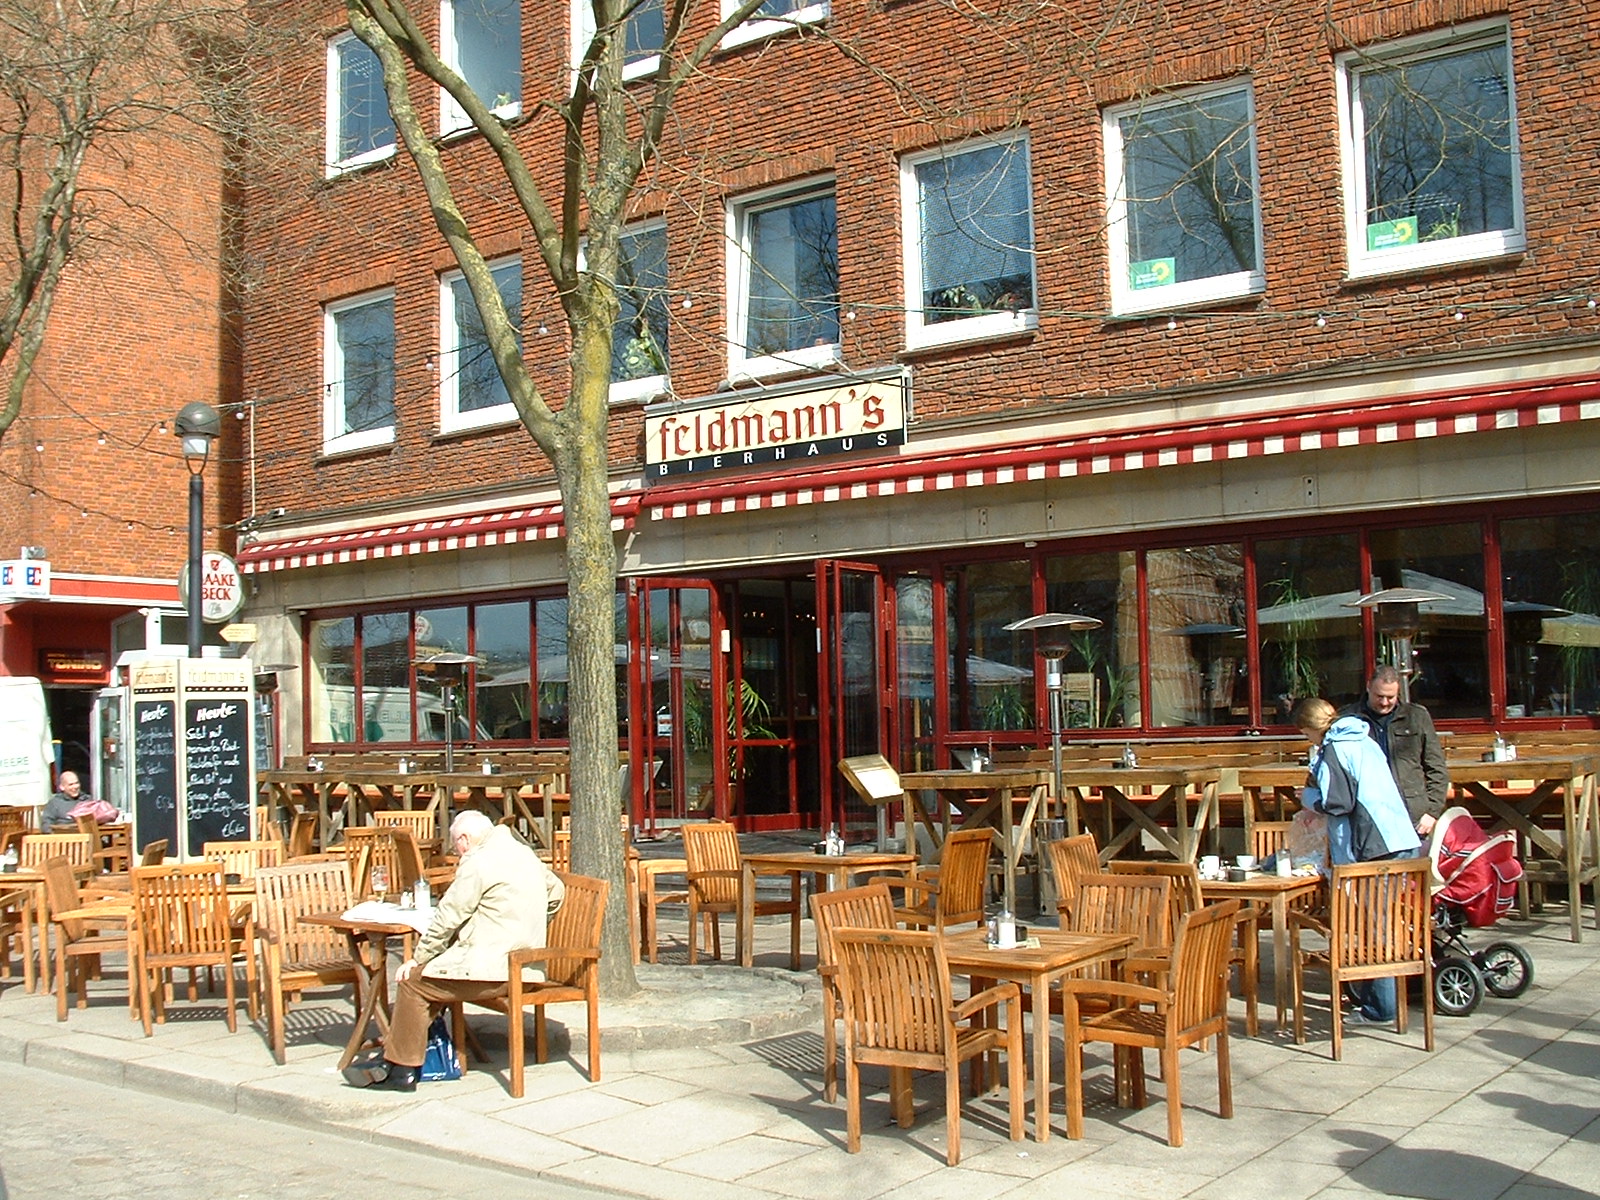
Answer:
[1289, 696, 1336, 733]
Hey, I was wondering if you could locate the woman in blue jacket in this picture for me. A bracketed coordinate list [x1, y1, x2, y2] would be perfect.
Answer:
[1290, 697, 1422, 1024]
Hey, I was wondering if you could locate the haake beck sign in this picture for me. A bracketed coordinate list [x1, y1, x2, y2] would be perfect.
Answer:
[179, 550, 245, 624]
[644, 374, 909, 478]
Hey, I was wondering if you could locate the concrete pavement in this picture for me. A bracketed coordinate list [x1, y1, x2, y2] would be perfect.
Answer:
[2, 857, 1598, 1199]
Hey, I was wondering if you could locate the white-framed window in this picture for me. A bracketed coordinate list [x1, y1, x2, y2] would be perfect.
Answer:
[323, 290, 396, 455]
[1338, 20, 1522, 279]
[439, 258, 523, 432]
[573, 0, 664, 82]
[901, 133, 1037, 348]
[326, 32, 396, 176]
[606, 222, 670, 403]
[1104, 81, 1263, 315]
[441, 0, 522, 134]
[721, 0, 828, 53]
[727, 180, 839, 376]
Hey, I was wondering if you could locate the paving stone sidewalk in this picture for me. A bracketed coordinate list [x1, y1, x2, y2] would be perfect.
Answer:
[1, 862, 1597, 1200]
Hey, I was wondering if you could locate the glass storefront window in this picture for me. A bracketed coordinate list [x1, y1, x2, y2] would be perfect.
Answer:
[476, 601, 531, 739]
[1146, 544, 1249, 727]
[1369, 522, 1487, 719]
[1498, 513, 1600, 717]
[360, 612, 412, 741]
[1044, 550, 1141, 727]
[1255, 532, 1364, 722]
[413, 606, 469, 743]
[309, 616, 355, 744]
[946, 560, 1035, 733]
[535, 596, 570, 740]
[896, 575, 936, 769]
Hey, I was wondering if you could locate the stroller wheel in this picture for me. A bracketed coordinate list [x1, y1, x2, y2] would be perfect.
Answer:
[1477, 941, 1534, 998]
[1434, 955, 1484, 1017]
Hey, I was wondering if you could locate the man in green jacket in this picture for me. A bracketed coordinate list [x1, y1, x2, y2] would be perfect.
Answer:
[1341, 665, 1449, 836]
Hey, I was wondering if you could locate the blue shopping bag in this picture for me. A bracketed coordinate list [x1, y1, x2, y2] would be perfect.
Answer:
[420, 1013, 462, 1081]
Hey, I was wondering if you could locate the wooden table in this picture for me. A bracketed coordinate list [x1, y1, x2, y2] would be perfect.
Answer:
[736, 850, 918, 969]
[431, 772, 550, 844]
[1200, 870, 1324, 1030]
[257, 769, 338, 850]
[1056, 764, 1221, 863]
[1446, 754, 1600, 942]
[1, 880, 37, 992]
[1, 863, 98, 993]
[898, 768, 1050, 915]
[301, 907, 428, 1069]
[943, 927, 1135, 1143]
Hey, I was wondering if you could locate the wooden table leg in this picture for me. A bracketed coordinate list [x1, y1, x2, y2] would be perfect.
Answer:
[738, 862, 755, 968]
[1030, 970, 1050, 1142]
[1271, 892, 1291, 1030]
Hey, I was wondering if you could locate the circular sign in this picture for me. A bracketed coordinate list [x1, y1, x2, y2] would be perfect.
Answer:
[178, 550, 246, 624]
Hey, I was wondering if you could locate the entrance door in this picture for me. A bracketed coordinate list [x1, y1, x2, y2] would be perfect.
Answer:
[817, 560, 892, 833]
[91, 687, 130, 812]
[639, 582, 721, 823]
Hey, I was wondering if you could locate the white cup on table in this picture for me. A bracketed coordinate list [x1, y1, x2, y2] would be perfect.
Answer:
[1200, 855, 1221, 879]
[1236, 855, 1257, 872]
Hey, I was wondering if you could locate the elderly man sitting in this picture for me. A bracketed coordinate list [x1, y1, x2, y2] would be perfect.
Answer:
[344, 809, 564, 1092]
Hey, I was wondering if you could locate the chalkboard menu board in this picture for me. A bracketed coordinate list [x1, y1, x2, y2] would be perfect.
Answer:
[133, 699, 179, 853]
[184, 697, 251, 855]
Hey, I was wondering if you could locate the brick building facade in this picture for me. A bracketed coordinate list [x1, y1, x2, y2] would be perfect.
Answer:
[235, 1, 1600, 830]
[0, 113, 235, 786]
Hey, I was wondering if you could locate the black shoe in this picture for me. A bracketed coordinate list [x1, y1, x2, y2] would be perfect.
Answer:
[369, 1063, 418, 1093]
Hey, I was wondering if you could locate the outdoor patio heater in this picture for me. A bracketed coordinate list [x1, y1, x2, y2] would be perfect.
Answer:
[1346, 586, 1452, 703]
[1002, 612, 1103, 834]
[412, 651, 485, 771]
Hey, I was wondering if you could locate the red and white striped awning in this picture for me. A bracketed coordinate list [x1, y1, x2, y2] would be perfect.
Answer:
[644, 376, 1600, 521]
[238, 493, 642, 574]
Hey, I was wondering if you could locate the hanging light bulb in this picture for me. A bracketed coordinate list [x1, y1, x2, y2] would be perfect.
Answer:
[1314, 314, 1327, 328]
[97, 430, 107, 445]
[1166, 318, 1177, 331]
[34, 439, 43, 452]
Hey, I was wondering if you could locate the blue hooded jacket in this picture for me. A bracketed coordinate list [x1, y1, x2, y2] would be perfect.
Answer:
[1302, 715, 1422, 864]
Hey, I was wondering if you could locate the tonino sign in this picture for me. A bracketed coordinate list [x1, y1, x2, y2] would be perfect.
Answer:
[179, 550, 245, 624]
[644, 372, 909, 478]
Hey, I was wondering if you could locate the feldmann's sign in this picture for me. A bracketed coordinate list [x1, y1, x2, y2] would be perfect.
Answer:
[645, 376, 908, 478]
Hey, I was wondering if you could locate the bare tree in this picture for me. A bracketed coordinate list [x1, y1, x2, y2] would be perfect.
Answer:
[0, 0, 264, 442]
[344, 0, 797, 995]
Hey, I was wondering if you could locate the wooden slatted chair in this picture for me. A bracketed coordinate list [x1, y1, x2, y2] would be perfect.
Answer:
[20, 832, 94, 872]
[447, 872, 609, 1095]
[202, 839, 284, 882]
[253, 859, 357, 1064]
[1062, 900, 1241, 1148]
[372, 809, 436, 847]
[1290, 856, 1433, 1060]
[286, 811, 317, 859]
[1111, 859, 1260, 1036]
[682, 821, 801, 967]
[832, 927, 1025, 1166]
[893, 827, 992, 932]
[131, 862, 255, 1036]
[1250, 821, 1295, 864]
[42, 855, 136, 1021]
[140, 839, 169, 866]
[810, 882, 898, 1103]
[341, 825, 421, 900]
[1045, 832, 1104, 924]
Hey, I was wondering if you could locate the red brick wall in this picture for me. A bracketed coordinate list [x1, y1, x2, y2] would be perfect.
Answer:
[237, 0, 1600, 523]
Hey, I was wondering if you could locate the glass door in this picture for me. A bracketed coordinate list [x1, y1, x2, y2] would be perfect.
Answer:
[639, 582, 721, 823]
[817, 560, 891, 834]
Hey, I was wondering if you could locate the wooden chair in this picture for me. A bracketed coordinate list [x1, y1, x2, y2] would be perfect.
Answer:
[448, 872, 609, 1095]
[130, 862, 255, 1036]
[682, 821, 801, 967]
[372, 809, 436, 847]
[832, 927, 1025, 1166]
[0, 806, 28, 848]
[42, 855, 136, 1021]
[253, 859, 358, 1064]
[894, 827, 992, 932]
[1071, 872, 1172, 959]
[810, 881, 899, 1103]
[19, 832, 93, 871]
[286, 811, 317, 859]
[1290, 856, 1434, 1060]
[341, 825, 421, 900]
[1111, 859, 1260, 1036]
[1250, 821, 1295, 864]
[202, 839, 284, 882]
[1045, 832, 1104, 924]
[140, 839, 169, 866]
[1062, 900, 1241, 1148]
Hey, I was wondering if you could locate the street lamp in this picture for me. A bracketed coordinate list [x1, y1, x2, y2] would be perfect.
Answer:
[1346, 586, 1452, 703]
[174, 401, 220, 658]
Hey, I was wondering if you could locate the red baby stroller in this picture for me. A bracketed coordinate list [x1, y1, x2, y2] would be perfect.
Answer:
[1427, 806, 1534, 1016]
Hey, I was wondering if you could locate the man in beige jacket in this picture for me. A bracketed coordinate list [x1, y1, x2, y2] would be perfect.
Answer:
[344, 809, 564, 1091]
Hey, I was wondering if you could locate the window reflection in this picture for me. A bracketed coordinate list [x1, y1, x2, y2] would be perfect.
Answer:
[1369, 522, 1487, 719]
[1147, 544, 1248, 727]
[476, 601, 531, 740]
[1255, 533, 1363, 722]
[945, 561, 1035, 733]
[1043, 551, 1140, 727]
[309, 617, 355, 744]
[1499, 513, 1600, 717]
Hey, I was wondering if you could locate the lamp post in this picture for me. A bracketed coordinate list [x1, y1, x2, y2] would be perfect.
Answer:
[1003, 611, 1102, 845]
[1346, 586, 1452, 704]
[174, 402, 220, 658]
